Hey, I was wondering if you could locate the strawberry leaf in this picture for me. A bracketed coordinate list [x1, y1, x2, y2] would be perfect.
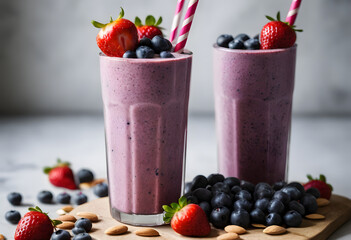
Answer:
[307, 174, 313, 181]
[265, 15, 275, 22]
[135, 17, 142, 27]
[179, 196, 188, 208]
[52, 220, 62, 227]
[171, 202, 179, 210]
[163, 205, 175, 213]
[277, 11, 281, 22]
[43, 167, 52, 174]
[110, 16, 113, 23]
[320, 174, 326, 182]
[145, 15, 156, 26]
[155, 16, 163, 26]
[295, 29, 303, 32]
[118, 7, 125, 19]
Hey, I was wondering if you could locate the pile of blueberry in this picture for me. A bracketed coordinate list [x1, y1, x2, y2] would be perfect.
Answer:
[123, 35, 174, 59]
[51, 218, 93, 240]
[184, 174, 320, 229]
[217, 33, 260, 50]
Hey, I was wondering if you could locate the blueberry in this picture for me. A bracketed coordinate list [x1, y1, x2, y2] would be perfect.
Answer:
[254, 198, 270, 213]
[253, 34, 260, 40]
[228, 39, 244, 50]
[193, 188, 212, 202]
[72, 227, 86, 235]
[51, 230, 71, 240]
[186, 195, 199, 204]
[230, 185, 242, 195]
[77, 169, 94, 183]
[38, 190, 53, 204]
[234, 33, 250, 42]
[240, 180, 255, 194]
[281, 186, 302, 201]
[272, 190, 290, 206]
[211, 192, 232, 209]
[306, 187, 321, 199]
[207, 174, 225, 186]
[199, 201, 211, 218]
[287, 182, 306, 196]
[7, 192, 22, 206]
[93, 182, 109, 197]
[250, 208, 266, 224]
[254, 188, 274, 200]
[244, 38, 260, 50]
[138, 37, 152, 48]
[267, 199, 285, 215]
[223, 177, 240, 188]
[75, 218, 92, 232]
[212, 182, 230, 195]
[210, 207, 230, 229]
[123, 50, 137, 58]
[301, 193, 318, 214]
[151, 35, 172, 53]
[5, 210, 21, 224]
[184, 182, 192, 194]
[73, 233, 92, 240]
[283, 210, 302, 227]
[216, 34, 234, 48]
[266, 213, 282, 226]
[56, 192, 71, 204]
[289, 200, 305, 216]
[233, 199, 252, 212]
[235, 190, 252, 202]
[255, 182, 272, 193]
[191, 175, 208, 191]
[74, 192, 88, 205]
[230, 209, 250, 228]
[136, 46, 155, 58]
[160, 51, 174, 58]
[272, 181, 287, 191]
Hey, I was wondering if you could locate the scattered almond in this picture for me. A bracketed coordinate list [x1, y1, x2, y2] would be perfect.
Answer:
[62, 205, 74, 212]
[79, 182, 91, 189]
[135, 228, 160, 237]
[56, 209, 68, 216]
[76, 212, 99, 222]
[252, 223, 266, 228]
[217, 232, 239, 240]
[0, 234, 5, 240]
[224, 225, 246, 234]
[317, 198, 330, 207]
[105, 225, 128, 235]
[56, 215, 77, 223]
[305, 213, 326, 220]
[91, 178, 107, 187]
[57, 221, 75, 230]
[263, 225, 287, 235]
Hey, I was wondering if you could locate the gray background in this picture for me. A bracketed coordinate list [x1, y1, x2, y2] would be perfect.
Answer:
[1, 0, 351, 116]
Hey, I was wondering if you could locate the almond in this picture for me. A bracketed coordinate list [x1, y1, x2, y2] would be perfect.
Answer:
[305, 213, 326, 220]
[317, 198, 330, 207]
[56, 215, 77, 222]
[76, 212, 99, 222]
[217, 232, 239, 240]
[135, 228, 160, 237]
[252, 223, 266, 228]
[80, 182, 91, 189]
[263, 225, 287, 235]
[105, 225, 128, 235]
[56, 209, 68, 216]
[57, 221, 75, 230]
[224, 225, 246, 234]
[0, 234, 5, 240]
[91, 178, 107, 187]
[62, 205, 74, 212]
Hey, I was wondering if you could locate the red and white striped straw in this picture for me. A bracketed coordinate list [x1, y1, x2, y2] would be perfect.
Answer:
[174, 0, 199, 53]
[169, 0, 186, 44]
[285, 0, 302, 26]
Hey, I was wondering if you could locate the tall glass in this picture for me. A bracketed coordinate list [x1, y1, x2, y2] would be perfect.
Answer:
[213, 45, 296, 184]
[99, 52, 192, 226]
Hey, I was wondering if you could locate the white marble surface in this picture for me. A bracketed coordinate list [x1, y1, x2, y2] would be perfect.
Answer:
[0, 115, 350, 239]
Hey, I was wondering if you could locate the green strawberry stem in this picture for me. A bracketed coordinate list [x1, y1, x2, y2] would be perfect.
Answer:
[306, 174, 334, 191]
[266, 11, 303, 32]
[162, 196, 190, 224]
[135, 15, 163, 28]
[92, 7, 125, 29]
[29, 206, 62, 227]
[43, 158, 70, 174]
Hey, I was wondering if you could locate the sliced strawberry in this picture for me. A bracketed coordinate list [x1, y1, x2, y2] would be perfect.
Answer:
[135, 15, 163, 40]
[304, 174, 333, 200]
[92, 8, 138, 57]
[44, 158, 77, 190]
[163, 196, 211, 237]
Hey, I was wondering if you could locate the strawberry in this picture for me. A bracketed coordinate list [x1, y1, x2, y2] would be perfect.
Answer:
[135, 15, 163, 40]
[44, 158, 77, 190]
[14, 206, 62, 240]
[260, 12, 302, 50]
[163, 196, 211, 237]
[304, 174, 333, 200]
[92, 8, 138, 57]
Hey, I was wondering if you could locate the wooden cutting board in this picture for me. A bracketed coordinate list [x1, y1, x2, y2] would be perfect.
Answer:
[69, 195, 351, 240]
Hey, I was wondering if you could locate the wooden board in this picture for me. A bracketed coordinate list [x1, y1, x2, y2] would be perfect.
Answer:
[69, 195, 351, 240]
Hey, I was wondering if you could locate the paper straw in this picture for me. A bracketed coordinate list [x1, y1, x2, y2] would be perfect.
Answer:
[169, 0, 186, 44]
[285, 0, 302, 26]
[174, 0, 199, 53]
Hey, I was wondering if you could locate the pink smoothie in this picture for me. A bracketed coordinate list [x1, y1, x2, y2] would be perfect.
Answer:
[213, 45, 296, 184]
[99, 53, 192, 218]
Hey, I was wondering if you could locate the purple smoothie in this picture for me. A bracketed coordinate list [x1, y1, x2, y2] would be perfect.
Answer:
[213, 45, 296, 184]
[99, 53, 192, 225]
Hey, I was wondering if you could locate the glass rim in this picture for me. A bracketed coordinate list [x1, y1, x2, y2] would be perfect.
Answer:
[213, 44, 297, 54]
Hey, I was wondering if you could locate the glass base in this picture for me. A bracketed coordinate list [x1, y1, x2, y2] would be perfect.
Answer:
[111, 207, 165, 226]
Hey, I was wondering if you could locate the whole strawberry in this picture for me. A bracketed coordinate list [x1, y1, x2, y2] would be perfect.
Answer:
[14, 206, 61, 240]
[260, 12, 302, 50]
[135, 15, 163, 40]
[44, 158, 77, 190]
[304, 174, 333, 200]
[163, 196, 211, 237]
[92, 8, 138, 57]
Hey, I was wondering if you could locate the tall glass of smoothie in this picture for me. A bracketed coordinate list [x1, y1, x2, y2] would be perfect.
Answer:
[213, 45, 296, 184]
[100, 52, 192, 226]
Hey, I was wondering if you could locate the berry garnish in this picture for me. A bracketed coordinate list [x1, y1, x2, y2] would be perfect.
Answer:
[151, 35, 172, 54]
[92, 8, 138, 57]
[136, 46, 155, 58]
[304, 174, 333, 200]
[135, 15, 163, 40]
[216, 34, 234, 48]
[260, 11, 302, 49]
[44, 158, 77, 190]
[160, 51, 174, 58]
[163, 196, 211, 237]
[7, 192, 22, 206]
[123, 50, 137, 58]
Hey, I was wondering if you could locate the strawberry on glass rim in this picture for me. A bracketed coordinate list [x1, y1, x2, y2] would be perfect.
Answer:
[92, 8, 138, 57]
[135, 15, 163, 40]
[260, 11, 302, 50]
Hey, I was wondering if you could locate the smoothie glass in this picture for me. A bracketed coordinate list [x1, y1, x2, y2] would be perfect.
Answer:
[213, 45, 296, 184]
[99, 52, 192, 226]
